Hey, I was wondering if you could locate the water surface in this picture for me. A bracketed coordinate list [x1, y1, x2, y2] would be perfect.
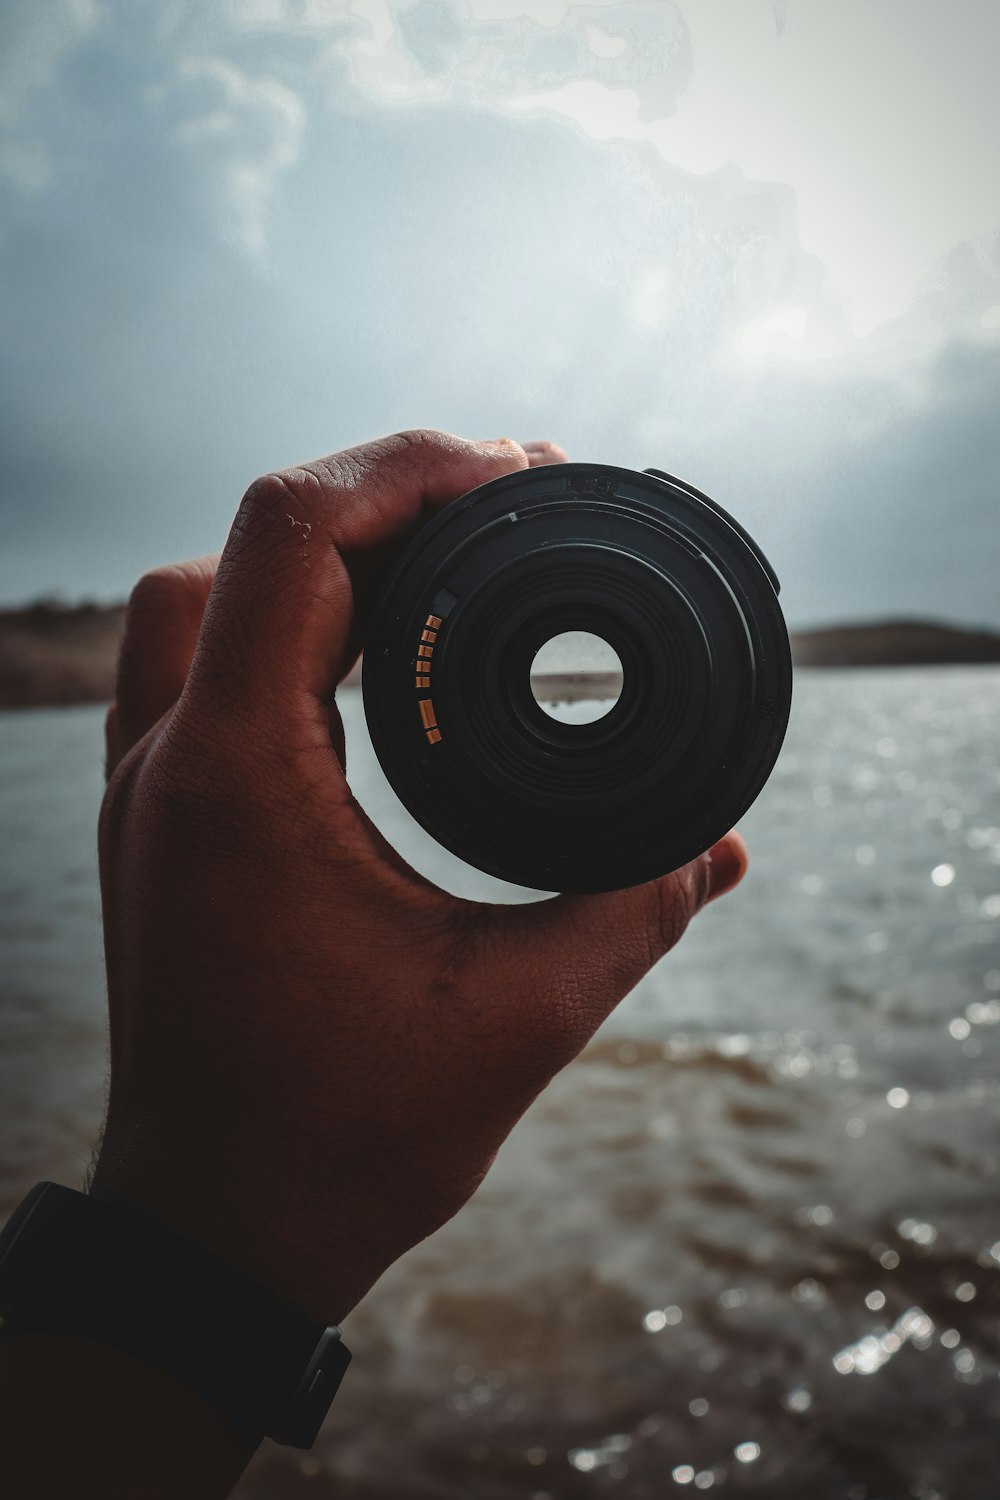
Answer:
[1, 669, 998, 1499]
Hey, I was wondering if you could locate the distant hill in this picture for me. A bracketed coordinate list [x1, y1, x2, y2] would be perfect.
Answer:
[791, 619, 1000, 668]
[0, 602, 126, 708]
[0, 603, 998, 710]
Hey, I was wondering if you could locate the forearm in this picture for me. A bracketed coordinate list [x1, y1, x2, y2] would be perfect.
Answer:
[0, 1331, 257, 1500]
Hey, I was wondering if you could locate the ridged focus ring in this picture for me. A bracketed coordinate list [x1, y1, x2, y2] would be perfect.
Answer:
[362, 464, 792, 894]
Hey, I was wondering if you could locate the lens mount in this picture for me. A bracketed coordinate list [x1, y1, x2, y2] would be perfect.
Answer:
[362, 464, 791, 893]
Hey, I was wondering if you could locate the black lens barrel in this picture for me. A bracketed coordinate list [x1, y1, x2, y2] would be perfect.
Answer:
[362, 463, 792, 893]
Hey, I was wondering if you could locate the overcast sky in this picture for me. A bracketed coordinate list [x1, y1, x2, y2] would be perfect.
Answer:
[1, 0, 998, 627]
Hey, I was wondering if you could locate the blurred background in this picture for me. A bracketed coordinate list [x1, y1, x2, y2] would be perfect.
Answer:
[1, 3, 999, 1496]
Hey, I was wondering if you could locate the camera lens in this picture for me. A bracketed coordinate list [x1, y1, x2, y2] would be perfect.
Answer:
[362, 464, 791, 894]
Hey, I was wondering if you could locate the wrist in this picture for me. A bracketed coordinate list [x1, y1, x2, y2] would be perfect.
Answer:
[0, 1329, 258, 1500]
[88, 1135, 378, 1327]
[2, 1180, 353, 1454]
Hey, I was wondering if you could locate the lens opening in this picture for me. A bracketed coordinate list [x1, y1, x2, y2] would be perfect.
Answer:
[529, 630, 624, 725]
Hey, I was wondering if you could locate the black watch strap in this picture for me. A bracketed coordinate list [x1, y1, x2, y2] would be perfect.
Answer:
[0, 1183, 350, 1448]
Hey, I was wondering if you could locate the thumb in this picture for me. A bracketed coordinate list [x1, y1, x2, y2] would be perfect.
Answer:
[490, 832, 749, 1046]
[190, 431, 527, 719]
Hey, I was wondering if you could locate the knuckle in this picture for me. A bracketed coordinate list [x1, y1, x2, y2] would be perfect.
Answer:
[98, 736, 151, 851]
[651, 865, 703, 957]
[223, 469, 327, 574]
[251, 463, 339, 519]
[125, 566, 182, 623]
[138, 728, 255, 850]
[395, 427, 454, 456]
[123, 564, 208, 644]
[385, 428, 483, 471]
[240, 469, 307, 523]
[145, 750, 212, 822]
[692, 851, 713, 910]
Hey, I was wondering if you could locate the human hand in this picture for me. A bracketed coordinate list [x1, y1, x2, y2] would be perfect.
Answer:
[92, 430, 747, 1325]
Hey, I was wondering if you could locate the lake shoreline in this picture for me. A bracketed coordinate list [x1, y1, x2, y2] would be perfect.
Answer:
[2, 602, 999, 709]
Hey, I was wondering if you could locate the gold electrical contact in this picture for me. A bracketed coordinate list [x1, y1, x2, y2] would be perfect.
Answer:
[416, 615, 445, 742]
[418, 698, 437, 731]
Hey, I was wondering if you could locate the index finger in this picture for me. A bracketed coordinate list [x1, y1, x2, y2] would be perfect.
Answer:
[187, 430, 528, 718]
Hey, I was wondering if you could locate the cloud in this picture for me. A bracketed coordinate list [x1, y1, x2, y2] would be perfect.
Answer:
[503, 1, 1000, 337]
[282, 0, 999, 350]
[0, 0, 101, 128]
[155, 54, 305, 255]
[328, 0, 691, 116]
[9, 0, 992, 340]
[173, 0, 1000, 347]
[0, 0, 101, 195]
[0, 0, 996, 632]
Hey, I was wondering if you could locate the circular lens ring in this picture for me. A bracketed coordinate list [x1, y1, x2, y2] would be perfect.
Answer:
[362, 464, 791, 893]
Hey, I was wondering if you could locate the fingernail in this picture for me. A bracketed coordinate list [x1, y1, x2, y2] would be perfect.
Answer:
[706, 832, 748, 902]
